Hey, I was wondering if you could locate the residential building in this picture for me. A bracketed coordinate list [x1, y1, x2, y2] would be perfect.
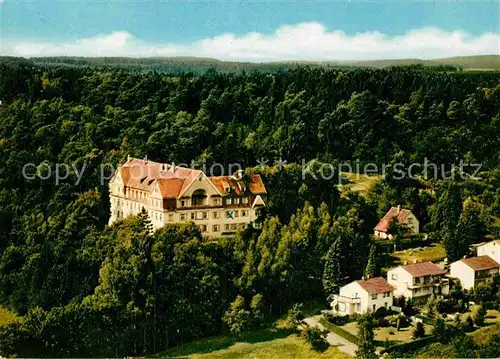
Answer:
[387, 261, 449, 302]
[330, 277, 395, 315]
[449, 255, 500, 290]
[374, 205, 419, 239]
[108, 157, 267, 236]
[476, 240, 500, 263]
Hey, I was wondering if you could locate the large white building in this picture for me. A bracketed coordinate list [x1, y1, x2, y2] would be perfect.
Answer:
[387, 261, 449, 302]
[449, 255, 500, 290]
[108, 157, 267, 236]
[330, 277, 395, 315]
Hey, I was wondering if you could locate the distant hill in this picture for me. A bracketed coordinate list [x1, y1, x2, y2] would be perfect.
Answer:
[345, 55, 500, 70]
[1, 55, 498, 72]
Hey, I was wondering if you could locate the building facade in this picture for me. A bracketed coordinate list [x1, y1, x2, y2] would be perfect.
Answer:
[331, 277, 395, 315]
[476, 240, 500, 263]
[387, 261, 449, 302]
[108, 157, 267, 236]
[449, 255, 500, 290]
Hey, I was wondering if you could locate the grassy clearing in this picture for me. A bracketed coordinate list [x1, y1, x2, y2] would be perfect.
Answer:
[0, 306, 19, 326]
[390, 243, 446, 266]
[158, 329, 350, 359]
[340, 172, 380, 194]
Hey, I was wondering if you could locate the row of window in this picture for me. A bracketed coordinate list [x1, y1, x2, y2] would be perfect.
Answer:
[371, 292, 391, 300]
[198, 223, 247, 233]
[180, 196, 249, 207]
[179, 210, 248, 221]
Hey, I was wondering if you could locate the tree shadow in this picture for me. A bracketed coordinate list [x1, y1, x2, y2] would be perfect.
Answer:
[160, 327, 295, 357]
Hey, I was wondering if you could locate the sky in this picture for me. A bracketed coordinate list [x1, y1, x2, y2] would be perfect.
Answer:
[0, 0, 499, 61]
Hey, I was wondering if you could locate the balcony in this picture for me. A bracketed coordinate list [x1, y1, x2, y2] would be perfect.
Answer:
[332, 294, 361, 304]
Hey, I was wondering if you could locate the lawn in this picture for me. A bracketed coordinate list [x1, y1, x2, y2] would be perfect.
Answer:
[0, 306, 19, 326]
[390, 243, 446, 266]
[340, 172, 380, 195]
[158, 329, 350, 359]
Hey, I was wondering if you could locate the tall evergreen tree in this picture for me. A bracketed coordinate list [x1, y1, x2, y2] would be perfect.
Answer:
[364, 245, 379, 278]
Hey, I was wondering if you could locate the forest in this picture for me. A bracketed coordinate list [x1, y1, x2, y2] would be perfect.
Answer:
[0, 58, 499, 356]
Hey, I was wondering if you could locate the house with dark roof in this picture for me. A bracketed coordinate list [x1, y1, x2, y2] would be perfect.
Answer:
[374, 205, 419, 239]
[387, 261, 449, 302]
[330, 277, 395, 315]
[450, 255, 500, 290]
[108, 157, 266, 236]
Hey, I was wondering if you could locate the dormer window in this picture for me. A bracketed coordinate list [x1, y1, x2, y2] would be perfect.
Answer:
[192, 189, 207, 206]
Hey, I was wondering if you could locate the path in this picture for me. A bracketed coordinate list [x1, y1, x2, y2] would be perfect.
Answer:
[303, 317, 358, 357]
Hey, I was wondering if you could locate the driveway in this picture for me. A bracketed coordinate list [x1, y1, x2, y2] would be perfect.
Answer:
[303, 316, 358, 357]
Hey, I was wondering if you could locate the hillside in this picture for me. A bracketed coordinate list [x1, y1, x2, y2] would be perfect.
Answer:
[1, 54, 498, 72]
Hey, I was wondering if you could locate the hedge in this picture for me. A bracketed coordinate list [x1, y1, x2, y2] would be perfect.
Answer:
[317, 317, 360, 345]
[380, 335, 437, 354]
[414, 314, 436, 325]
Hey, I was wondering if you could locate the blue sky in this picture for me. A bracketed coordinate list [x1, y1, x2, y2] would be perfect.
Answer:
[1, 1, 499, 60]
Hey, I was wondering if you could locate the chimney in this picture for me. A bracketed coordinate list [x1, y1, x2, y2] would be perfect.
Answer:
[413, 259, 418, 264]
[144, 155, 148, 164]
[403, 261, 408, 265]
[397, 205, 401, 214]
[362, 276, 365, 281]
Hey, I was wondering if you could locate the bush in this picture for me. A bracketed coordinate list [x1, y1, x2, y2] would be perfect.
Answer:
[301, 325, 329, 352]
[324, 312, 349, 326]
[473, 305, 486, 326]
[396, 315, 410, 330]
[285, 303, 304, 329]
[412, 322, 425, 339]
[374, 306, 388, 318]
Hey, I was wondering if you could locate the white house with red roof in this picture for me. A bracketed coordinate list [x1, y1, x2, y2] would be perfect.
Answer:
[374, 205, 419, 239]
[387, 261, 449, 302]
[108, 157, 267, 236]
[450, 255, 500, 290]
[330, 277, 395, 315]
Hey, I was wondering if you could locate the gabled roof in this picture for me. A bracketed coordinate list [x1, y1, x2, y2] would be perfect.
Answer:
[400, 261, 446, 277]
[116, 158, 266, 199]
[355, 277, 395, 294]
[459, 255, 500, 271]
[209, 174, 266, 196]
[374, 206, 413, 232]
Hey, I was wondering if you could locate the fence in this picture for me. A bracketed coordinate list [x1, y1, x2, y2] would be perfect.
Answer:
[317, 317, 360, 345]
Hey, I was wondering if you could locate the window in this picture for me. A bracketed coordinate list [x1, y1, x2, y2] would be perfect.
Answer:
[200, 225, 207, 232]
[168, 214, 173, 221]
[213, 224, 220, 232]
[230, 223, 237, 230]
[240, 223, 247, 230]
[371, 294, 378, 300]
[242, 197, 248, 204]
[234, 210, 239, 218]
[202, 212, 208, 219]
[192, 189, 207, 206]
[213, 198, 220, 205]
[191, 213, 195, 220]
[227, 197, 233, 205]
[225, 224, 230, 231]
[181, 200, 186, 207]
[241, 210, 248, 217]
[213, 211, 219, 219]
[180, 214, 186, 221]
[234, 197, 240, 204]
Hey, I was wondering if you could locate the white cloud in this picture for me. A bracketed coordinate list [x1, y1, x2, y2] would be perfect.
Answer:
[4, 23, 500, 61]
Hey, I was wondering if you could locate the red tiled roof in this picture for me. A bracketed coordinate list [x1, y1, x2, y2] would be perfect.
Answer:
[401, 261, 446, 277]
[460, 255, 500, 271]
[374, 207, 412, 232]
[356, 277, 395, 294]
[209, 174, 267, 196]
[117, 158, 266, 199]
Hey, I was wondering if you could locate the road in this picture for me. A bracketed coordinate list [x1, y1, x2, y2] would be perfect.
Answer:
[303, 316, 358, 357]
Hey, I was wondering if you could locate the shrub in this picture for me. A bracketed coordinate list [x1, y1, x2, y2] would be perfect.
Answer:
[432, 318, 447, 343]
[285, 303, 304, 328]
[324, 312, 349, 326]
[301, 325, 329, 352]
[396, 315, 410, 330]
[473, 305, 486, 326]
[412, 322, 425, 339]
[374, 306, 388, 318]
